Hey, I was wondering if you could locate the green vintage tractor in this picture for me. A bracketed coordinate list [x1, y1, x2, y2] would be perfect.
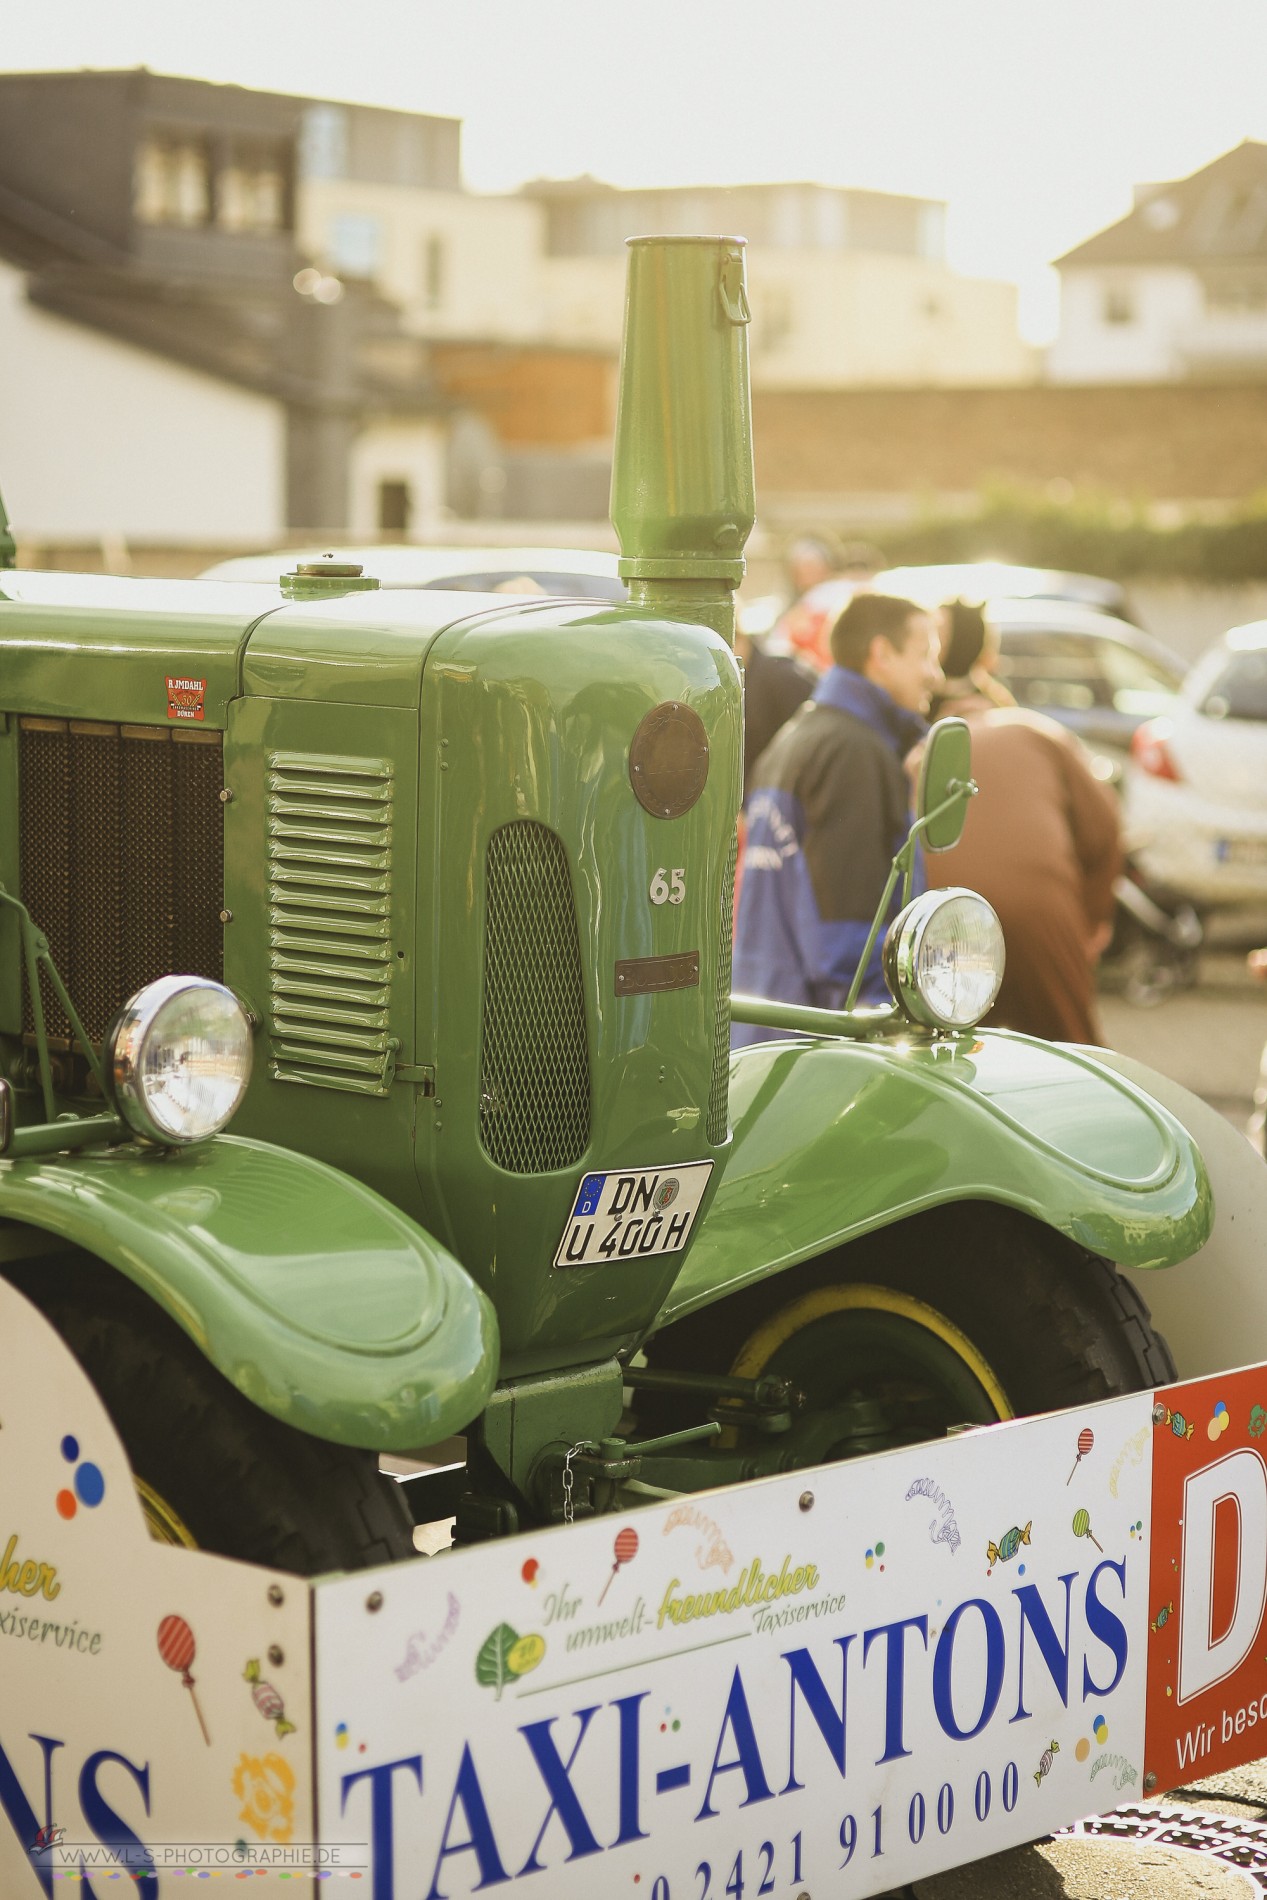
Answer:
[0, 239, 1216, 1574]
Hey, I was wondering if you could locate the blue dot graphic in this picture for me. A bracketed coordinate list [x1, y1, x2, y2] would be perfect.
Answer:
[1018, 1563, 1026, 1576]
[74, 1462, 105, 1508]
[60, 1435, 79, 1463]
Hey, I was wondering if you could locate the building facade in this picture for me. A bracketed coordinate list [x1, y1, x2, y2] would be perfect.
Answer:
[0, 69, 448, 542]
[1049, 141, 1267, 384]
[522, 178, 1033, 388]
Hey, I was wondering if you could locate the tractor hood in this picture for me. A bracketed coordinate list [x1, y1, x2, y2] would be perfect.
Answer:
[0, 571, 279, 727]
[240, 585, 505, 707]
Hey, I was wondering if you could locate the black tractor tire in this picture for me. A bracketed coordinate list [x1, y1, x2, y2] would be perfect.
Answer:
[13, 1258, 417, 1575]
[643, 1202, 1175, 1453]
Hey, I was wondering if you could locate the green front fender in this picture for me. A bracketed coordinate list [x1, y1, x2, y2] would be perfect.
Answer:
[0, 1133, 498, 1452]
[656, 1028, 1212, 1328]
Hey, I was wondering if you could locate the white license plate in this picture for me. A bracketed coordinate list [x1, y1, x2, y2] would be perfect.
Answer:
[1216, 836, 1267, 866]
[553, 1160, 714, 1268]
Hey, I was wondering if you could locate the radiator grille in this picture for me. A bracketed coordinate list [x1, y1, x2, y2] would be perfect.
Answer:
[266, 751, 396, 1095]
[18, 720, 223, 1046]
[480, 821, 591, 1174]
[707, 831, 738, 1146]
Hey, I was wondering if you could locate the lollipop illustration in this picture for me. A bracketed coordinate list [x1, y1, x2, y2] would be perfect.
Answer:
[1067, 1427, 1094, 1485]
[1072, 1508, 1103, 1554]
[157, 1615, 210, 1745]
[597, 1526, 640, 1605]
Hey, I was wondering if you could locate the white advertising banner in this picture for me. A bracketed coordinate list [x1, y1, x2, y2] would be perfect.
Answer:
[0, 1283, 318, 1898]
[316, 1392, 1155, 1900]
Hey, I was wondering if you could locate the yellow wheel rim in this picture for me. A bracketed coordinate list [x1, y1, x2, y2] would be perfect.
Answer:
[723, 1282, 1013, 1449]
[136, 1478, 199, 1548]
[733, 1283, 1014, 1414]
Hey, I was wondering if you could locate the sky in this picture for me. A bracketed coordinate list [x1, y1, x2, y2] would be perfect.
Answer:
[6, 0, 1267, 343]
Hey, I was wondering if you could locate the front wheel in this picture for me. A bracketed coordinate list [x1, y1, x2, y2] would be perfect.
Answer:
[16, 1259, 417, 1574]
[645, 1204, 1175, 1464]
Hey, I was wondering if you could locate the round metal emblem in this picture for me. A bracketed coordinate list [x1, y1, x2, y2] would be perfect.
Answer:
[629, 702, 709, 820]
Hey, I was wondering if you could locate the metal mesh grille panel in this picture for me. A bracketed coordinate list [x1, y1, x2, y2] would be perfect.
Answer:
[480, 821, 591, 1174]
[707, 831, 737, 1146]
[266, 751, 395, 1095]
[121, 731, 177, 1003]
[17, 724, 73, 1041]
[172, 739, 227, 982]
[18, 722, 223, 1046]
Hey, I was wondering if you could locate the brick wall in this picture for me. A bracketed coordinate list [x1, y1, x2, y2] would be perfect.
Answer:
[752, 382, 1267, 503]
[429, 342, 616, 448]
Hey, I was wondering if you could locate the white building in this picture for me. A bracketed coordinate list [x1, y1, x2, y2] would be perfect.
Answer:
[522, 179, 1033, 389]
[0, 254, 286, 546]
[299, 164, 1033, 390]
[0, 70, 452, 545]
[1049, 141, 1267, 384]
[297, 99, 546, 346]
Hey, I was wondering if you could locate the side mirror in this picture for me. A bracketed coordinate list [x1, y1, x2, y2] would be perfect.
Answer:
[917, 716, 975, 853]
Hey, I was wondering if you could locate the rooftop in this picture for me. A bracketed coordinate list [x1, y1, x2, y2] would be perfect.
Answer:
[1056, 140, 1267, 270]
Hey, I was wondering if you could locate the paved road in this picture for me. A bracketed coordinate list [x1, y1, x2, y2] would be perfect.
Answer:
[1099, 945, 1265, 1136]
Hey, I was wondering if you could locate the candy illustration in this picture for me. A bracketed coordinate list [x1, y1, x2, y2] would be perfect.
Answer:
[1072, 1508, 1103, 1553]
[157, 1615, 210, 1745]
[1067, 1427, 1094, 1485]
[1034, 1739, 1059, 1786]
[1151, 1602, 1173, 1634]
[597, 1525, 640, 1605]
[986, 1521, 1031, 1565]
[244, 1659, 296, 1739]
[1153, 1404, 1194, 1440]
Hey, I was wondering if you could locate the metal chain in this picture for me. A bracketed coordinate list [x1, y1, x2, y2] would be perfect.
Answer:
[562, 1442, 586, 1526]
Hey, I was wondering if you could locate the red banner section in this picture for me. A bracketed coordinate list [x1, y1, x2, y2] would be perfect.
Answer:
[1147, 1364, 1267, 1791]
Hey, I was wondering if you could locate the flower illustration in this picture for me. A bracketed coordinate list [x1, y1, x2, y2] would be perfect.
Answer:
[232, 1752, 296, 1843]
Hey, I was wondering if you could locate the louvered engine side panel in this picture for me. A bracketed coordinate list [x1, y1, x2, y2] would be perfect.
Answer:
[707, 829, 738, 1147]
[266, 751, 396, 1095]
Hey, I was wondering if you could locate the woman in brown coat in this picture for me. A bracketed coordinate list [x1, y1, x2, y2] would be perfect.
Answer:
[926, 603, 1122, 1044]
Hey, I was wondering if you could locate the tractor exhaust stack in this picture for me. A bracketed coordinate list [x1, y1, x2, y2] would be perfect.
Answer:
[609, 235, 755, 647]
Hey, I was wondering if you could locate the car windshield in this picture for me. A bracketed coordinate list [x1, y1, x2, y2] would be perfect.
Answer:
[1198, 647, 1267, 722]
[994, 631, 1180, 715]
[420, 569, 627, 600]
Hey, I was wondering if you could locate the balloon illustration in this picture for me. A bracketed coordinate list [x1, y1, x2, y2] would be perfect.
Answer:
[157, 1614, 211, 1745]
[1067, 1427, 1095, 1485]
[1071, 1508, 1103, 1554]
[597, 1526, 640, 1605]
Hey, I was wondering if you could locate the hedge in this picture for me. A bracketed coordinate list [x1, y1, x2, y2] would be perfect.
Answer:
[862, 482, 1267, 584]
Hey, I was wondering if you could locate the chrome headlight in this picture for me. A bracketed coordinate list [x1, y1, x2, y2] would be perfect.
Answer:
[883, 888, 1005, 1031]
[108, 977, 252, 1144]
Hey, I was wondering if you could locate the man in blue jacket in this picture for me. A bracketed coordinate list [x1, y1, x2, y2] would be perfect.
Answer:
[733, 591, 942, 1043]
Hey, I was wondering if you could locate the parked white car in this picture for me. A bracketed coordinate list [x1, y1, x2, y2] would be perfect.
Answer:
[1124, 620, 1267, 909]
